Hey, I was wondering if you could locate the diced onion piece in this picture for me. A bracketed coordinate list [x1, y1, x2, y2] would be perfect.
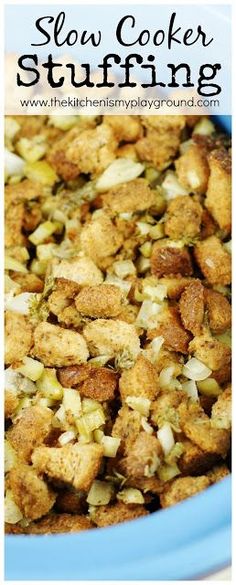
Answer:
[158, 463, 180, 481]
[162, 170, 189, 200]
[113, 260, 136, 279]
[5, 117, 20, 143]
[105, 274, 131, 296]
[4, 275, 21, 294]
[117, 488, 144, 505]
[5, 491, 23, 524]
[141, 417, 153, 434]
[54, 404, 66, 423]
[157, 423, 175, 456]
[24, 160, 58, 186]
[16, 357, 44, 382]
[143, 284, 167, 302]
[5, 255, 28, 273]
[101, 436, 121, 458]
[58, 430, 76, 446]
[125, 396, 151, 417]
[159, 365, 180, 391]
[86, 480, 114, 506]
[215, 331, 231, 348]
[182, 380, 199, 401]
[29, 221, 58, 246]
[193, 117, 215, 135]
[183, 357, 212, 381]
[63, 388, 82, 417]
[136, 300, 161, 329]
[5, 148, 25, 179]
[197, 378, 222, 397]
[144, 454, 160, 477]
[5, 367, 36, 396]
[49, 115, 79, 130]
[16, 137, 47, 163]
[5, 292, 35, 315]
[4, 440, 17, 472]
[119, 212, 133, 220]
[37, 243, 58, 261]
[88, 355, 110, 367]
[36, 369, 63, 400]
[148, 336, 165, 361]
[96, 158, 144, 192]
[136, 222, 150, 236]
[139, 242, 152, 258]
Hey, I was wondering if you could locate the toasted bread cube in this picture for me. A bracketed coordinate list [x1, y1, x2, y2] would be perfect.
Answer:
[194, 236, 231, 285]
[179, 280, 205, 335]
[28, 513, 93, 534]
[165, 196, 202, 240]
[47, 126, 86, 181]
[149, 307, 192, 354]
[112, 405, 142, 454]
[178, 439, 220, 475]
[75, 284, 123, 318]
[205, 149, 231, 235]
[211, 386, 231, 430]
[83, 319, 140, 362]
[102, 179, 156, 215]
[189, 333, 231, 371]
[5, 312, 33, 366]
[53, 256, 103, 286]
[8, 463, 56, 520]
[92, 501, 148, 527]
[33, 322, 89, 367]
[66, 123, 117, 176]
[80, 212, 123, 267]
[206, 464, 230, 484]
[7, 405, 52, 463]
[200, 208, 217, 240]
[32, 443, 103, 491]
[204, 288, 231, 334]
[5, 179, 43, 207]
[11, 273, 44, 293]
[119, 355, 159, 401]
[136, 116, 185, 170]
[58, 364, 118, 401]
[151, 241, 193, 278]
[48, 279, 80, 317]
[121, 432, 162, 479]
[104, 115, 142, 143]
[160, 475, 210, 508]
[5, 202, 26, 247]
[178, 402, 230, 457]
[175, 144, 209, 194]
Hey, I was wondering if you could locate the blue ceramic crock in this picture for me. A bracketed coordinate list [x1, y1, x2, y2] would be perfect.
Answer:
[5, 115, 231, 580]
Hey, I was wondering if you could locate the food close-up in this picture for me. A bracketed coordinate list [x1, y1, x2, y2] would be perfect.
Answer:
[4, 114, 231, 536]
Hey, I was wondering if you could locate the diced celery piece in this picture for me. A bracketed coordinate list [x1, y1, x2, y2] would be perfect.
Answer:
[16, 357, 44, 381]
